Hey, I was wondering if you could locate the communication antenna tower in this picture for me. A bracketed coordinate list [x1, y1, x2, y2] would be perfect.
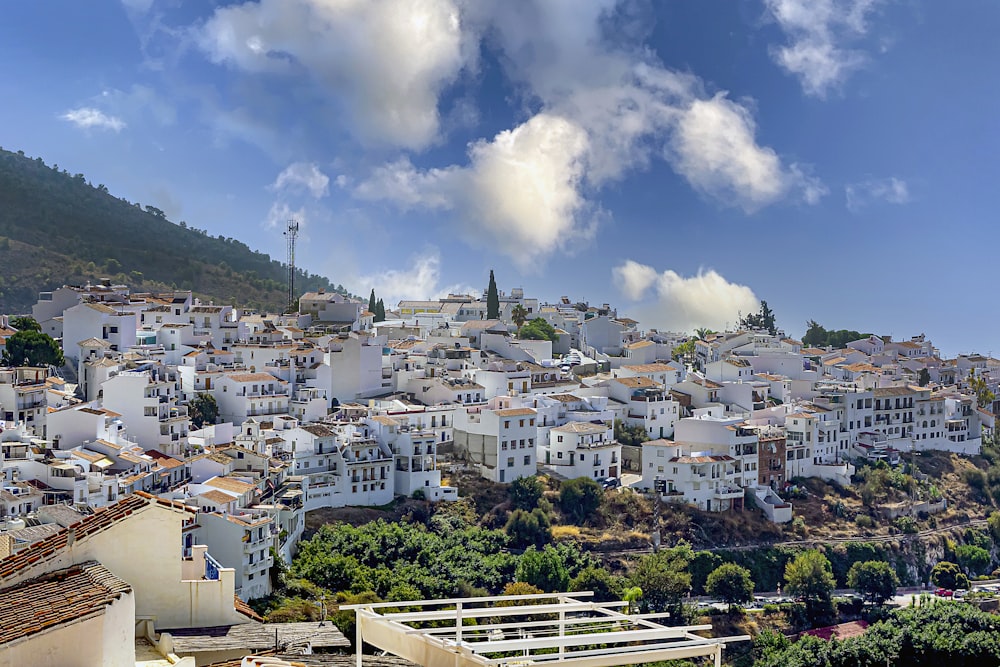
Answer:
[284, 220, 299, 312]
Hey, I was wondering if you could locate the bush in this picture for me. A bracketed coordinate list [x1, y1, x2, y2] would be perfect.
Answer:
[558, 478, 603, 525]
[894, 516, 918, 534]
[855, 515, 874, 529]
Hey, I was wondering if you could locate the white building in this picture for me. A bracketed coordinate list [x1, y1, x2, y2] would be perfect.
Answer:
[546, 421, 620, 481]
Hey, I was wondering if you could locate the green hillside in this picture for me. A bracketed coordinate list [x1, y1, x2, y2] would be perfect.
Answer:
[0, 147, 351, 313]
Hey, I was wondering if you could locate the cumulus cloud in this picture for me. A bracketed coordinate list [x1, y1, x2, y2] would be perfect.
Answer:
[612, 260, 658, 301]
[670, 94, 826, 210]
[765, 0, 880, 97]
[352, 1, 825, 262]
[356, 251, 478, 306]
[845, 176, 909, 211]
[271, 162, 330, 198]
[60, 107, 126, 132]
[198, 0, 470, 149]
[613, 260, 759, 333]
[356, 113, 594, 266]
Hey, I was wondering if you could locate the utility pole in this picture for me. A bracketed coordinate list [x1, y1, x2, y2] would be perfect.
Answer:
[284, 220, 299, 313]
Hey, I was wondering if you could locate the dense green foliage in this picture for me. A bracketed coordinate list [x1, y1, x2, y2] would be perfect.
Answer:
[509, 475, 544, 511]
[511, 304, 528, 329]
[558, 477, 603, 524]
[630, 544, 693, 618]
[188, 392, 219, 429]
[784, 550, 836, 622]
[738, 300, 777, 335]
[505, 508, 552, 548]
[801, 320, 870, 349]
[931, 561, 969, 590]
[2, 329, 63, 366]
[518, 317, 558, 342]
[515, 545, 572, 592]
[292, 518, 516, 599]
[671, 339, 695, 362]
[9, 316, 39, 332]
[569, 565, 622, 602]
[705, 563, 754, 610]
[847, 560, 899, 605]
[614, 419, 650, 447]
[0, 147, 349, 312]
[755, 602, 1000, 667]
[487, 270, 499, 320]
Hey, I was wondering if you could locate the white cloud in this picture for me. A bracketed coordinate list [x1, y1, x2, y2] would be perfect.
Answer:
[356, 113, 594, 267]
[356, 251, 478, 306]
[845, 176, 909, 211]
[670, 94, 826, 211]
[765, 0, 880, 97]
[612, 260, 658, 301]
[271, 162, 330, 198]
[198, 0, 471, 149]
[613, 261, 760, 333]
[60, 107, 126, 132]
[264, 201, 306, 229]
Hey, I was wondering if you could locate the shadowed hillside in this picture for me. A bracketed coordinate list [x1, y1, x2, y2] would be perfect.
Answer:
[0, 147, 351, 313]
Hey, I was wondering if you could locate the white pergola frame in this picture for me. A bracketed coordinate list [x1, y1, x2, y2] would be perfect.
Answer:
[342, 592, 749, 667]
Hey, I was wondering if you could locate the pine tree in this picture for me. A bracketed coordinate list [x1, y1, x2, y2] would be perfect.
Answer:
[375, 298, 386, 322]
[486, 269, 500, 320]
[368, 289, 376, 314]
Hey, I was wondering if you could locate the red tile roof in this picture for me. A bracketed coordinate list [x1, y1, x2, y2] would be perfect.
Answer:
[0, 560, 132, 645]
[234, 594, 264, 622]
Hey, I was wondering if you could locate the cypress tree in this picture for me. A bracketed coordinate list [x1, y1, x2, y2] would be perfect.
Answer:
[368, 289, 376, 314]
[375, 298, 385, 322]
[487, 269, 500, 320]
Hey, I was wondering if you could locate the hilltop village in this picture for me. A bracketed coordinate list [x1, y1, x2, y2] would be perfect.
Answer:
[0, 278, 995, 664]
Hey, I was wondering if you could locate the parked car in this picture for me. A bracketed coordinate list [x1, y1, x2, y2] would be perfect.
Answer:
[934, 588, 953, 597]
[954, 589, 968, 600]
[601, 477, 621, 490]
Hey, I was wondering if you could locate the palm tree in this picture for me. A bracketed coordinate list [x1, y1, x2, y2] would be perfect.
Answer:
[694, 327, 713, 340]
[511, 304, 529, 329]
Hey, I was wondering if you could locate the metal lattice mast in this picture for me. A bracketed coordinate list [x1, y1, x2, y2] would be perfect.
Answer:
[284, 220, 299, 312]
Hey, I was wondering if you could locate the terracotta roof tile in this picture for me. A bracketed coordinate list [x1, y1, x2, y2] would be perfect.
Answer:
[0, 561, 132, 645]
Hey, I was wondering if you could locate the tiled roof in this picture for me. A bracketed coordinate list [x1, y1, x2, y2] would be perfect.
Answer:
[0, 561, 132, 645]
[496, 408, 537, 417]
[614, 377, 657, 388]
[198, 490, 237, 505]
[0, 494, 192, 584]
[551, 421, 607, 434]
[205, 477, 255, 494]
[226, 372, 284, 384]
[234, 594, 263, 622]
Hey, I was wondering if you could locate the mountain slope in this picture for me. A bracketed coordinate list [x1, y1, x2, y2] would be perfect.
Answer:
[0, 147, 351, 313]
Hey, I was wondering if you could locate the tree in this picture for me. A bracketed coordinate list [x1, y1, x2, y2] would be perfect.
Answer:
[486, 270, 500, 320]
[671, 339, 695, 362]
[918, 368, 931, 387]
[558, 477, 602, 525]
[9, 316, 40, 332]
[518, 318, 558, 342]
[515, 545, 570, 592]
[847, 560, 899, 605]
[630, 544, 692, 617]
[1, 330, 63, 367]
[739, 300, 777, 335]
[967, 370, 995, 409]
[784, 550, 835, 621]
[509, 475, 544, 511]
[374, 298, 386, 323]
[505, 508, 551, 549]
[955, 544, 991, 576]
[511, 304, 528, 329]
[188, 392, 219, 429]
[693, 327, 714, 340]
[706, 563, 754, 612]
[569, 565, 621, 602]
[930, 561, 969, 590]
[368, 289, 376, 314]
[614, 419, 649, 447]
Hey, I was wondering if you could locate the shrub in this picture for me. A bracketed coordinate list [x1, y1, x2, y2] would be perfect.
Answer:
[855, 515, 874, 529]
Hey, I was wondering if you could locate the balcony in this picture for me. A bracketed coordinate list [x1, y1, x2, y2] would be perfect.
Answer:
[713, 486, 744, 499]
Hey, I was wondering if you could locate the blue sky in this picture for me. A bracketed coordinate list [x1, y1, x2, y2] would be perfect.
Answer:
[2, 0, 999, 355]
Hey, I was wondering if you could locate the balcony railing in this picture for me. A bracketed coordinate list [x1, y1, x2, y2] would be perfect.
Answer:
[204, 552, 222, 581]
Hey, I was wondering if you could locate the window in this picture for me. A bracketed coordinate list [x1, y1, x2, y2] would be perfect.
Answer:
[519, 419, 525, 427]
[507, 457, 515, 467]
[504, 420, 510, 428]
[529, 419, 535, 426]
[557, 435, 563, 443]
[557, 451, 563, 459]
[524, 455, 531, 465]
